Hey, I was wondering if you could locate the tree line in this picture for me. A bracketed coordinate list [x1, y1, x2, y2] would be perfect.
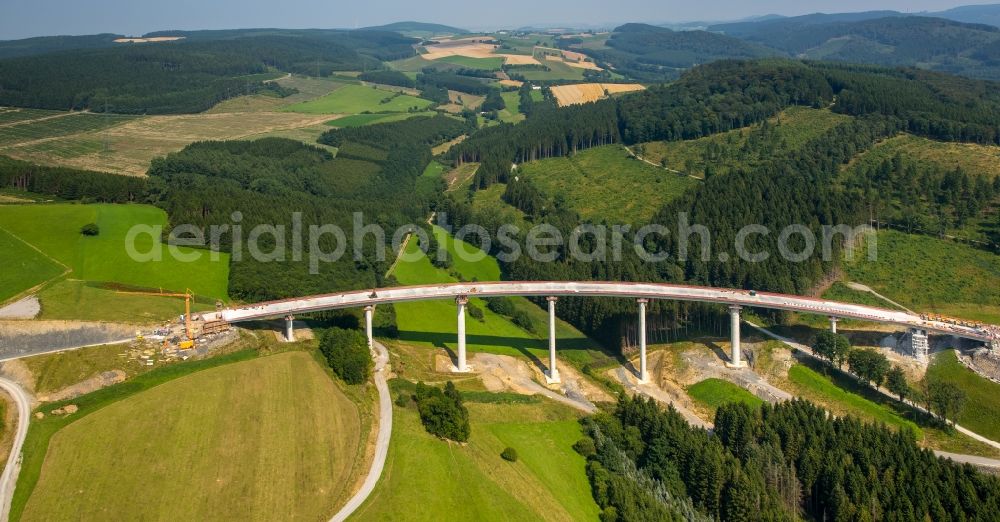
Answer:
[580, 395, 1000, 521]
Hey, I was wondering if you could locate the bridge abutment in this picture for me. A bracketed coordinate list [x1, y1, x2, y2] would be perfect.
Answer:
[726, 305, 746, 368]
[907, 328, 929, 362]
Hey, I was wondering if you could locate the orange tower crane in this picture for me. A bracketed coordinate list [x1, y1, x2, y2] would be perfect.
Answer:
[115, 288, 195, 340]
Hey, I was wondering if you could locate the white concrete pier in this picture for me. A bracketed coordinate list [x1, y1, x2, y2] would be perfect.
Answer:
[455, 296, 469, 372]
[726, 305, 746, 368]
[637, 298, 649, 383]
[546, 296, 560, 384]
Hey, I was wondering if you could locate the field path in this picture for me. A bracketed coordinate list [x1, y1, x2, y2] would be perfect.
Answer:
[330, 339, 392, 522]
[0, 111, 81, 129]
[623, 145, 701, 180]
[0, 377, 31, 522]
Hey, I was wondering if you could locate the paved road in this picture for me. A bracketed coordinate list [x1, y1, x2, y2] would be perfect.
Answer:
[330, 340, 392, 522]
[934, 451, 1000, 471]
[0, 377, 30, 522]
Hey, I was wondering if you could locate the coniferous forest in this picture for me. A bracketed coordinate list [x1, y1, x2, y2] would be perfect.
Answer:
[582, 396, 1000, 521]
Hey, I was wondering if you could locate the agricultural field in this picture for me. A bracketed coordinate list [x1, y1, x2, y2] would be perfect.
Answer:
[686, 378, 763, 414]
[509, 59, 587, 81]
[207, 76, 349, 113]
[640, 106, 852, 177]
[351, 397, 598, 521]
[497, 91, 524, 123]
[19, 351, 364, 522]
[0, 112, 138, 148]
[516, 144, 698, 223]
[549, 83, 644, 106]
[326, 112, 433, 127]
[0, 108, 65, 125]
[435, 55, 505, 70]
[925, 350, 1000, 441]
[0, 110, 333, 176]
[0, 204, 229, 321]
[284, 84, 432, 114]
[841, 230, 1000, 323]
[0, 227, 65, 305]
[390, 225, 606, 368]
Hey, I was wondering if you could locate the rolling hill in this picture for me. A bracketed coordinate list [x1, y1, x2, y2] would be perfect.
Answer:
[576, 23, 780, 80]
[359, 21, 468, 36]
[711, 14, 1000, 79]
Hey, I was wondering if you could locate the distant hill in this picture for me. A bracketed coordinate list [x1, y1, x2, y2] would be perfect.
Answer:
[926, 3, 1000, 28]
[358, 21, 467, 36]
[708, 11, 905, 36]
[0, 33, 123, 60]
[579, 23, 780, 81]
[711, 14, 1000, 80]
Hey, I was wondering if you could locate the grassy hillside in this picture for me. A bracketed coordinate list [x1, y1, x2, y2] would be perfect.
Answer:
[842, 230, 1000, 322]
[516, 144, 697, 223]
[687, 378, 763, 415]
[20, 351, 361, 521]
[640, 106, 851, 178]
[925, 350, 1000, 441]
[284, 84, 432, 114]
[351, 398, 598, 521]
[0, 203, 229, 321]
[390, 226, 608, 367]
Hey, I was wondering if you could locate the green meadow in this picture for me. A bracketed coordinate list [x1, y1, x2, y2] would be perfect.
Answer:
[0, 227, 64, 304]
[687, 378, 763, 414]
[351, 399, 598, 521]
[517, 144, 697, 223]
[0, 204, 229, 320]
[925, 350, 1000, 441]
[284, 84, 432, 114]
[326, 112, 433, 127]
[842, 230, 1000, 323]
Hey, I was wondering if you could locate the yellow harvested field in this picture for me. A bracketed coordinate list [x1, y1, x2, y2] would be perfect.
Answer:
[2, 112, 333, 176]
[550, 83, 646, 106]
[421, 43, 499, 60]
[560, 49, 589, 62]
[499, 54, 541, 65]
[499, 79, 524, 88]
[114, 36, 185, 43]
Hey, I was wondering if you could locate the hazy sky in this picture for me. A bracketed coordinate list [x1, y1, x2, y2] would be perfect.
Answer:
[1, 0, 996, 40]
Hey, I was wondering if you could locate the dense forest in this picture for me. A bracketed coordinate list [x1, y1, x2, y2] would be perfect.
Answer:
[582, 396, 1000, 521]
[438, 59, 1000, 344]
[0, 31, 414, 113]
[147, 115, 468, 300]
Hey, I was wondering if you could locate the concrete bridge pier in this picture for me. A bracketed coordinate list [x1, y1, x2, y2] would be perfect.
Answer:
[726, 305, 746, 368]
[284, 315, 295, 342]
[364, 306, 374, 349]
[454, 296, 469, 373]
[830, 316, 839, 334]
[546, 297, 560, 384]
[637, 298, 649, 383]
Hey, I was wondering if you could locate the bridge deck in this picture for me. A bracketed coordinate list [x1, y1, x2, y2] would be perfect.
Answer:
[205, 281, 997, 343]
